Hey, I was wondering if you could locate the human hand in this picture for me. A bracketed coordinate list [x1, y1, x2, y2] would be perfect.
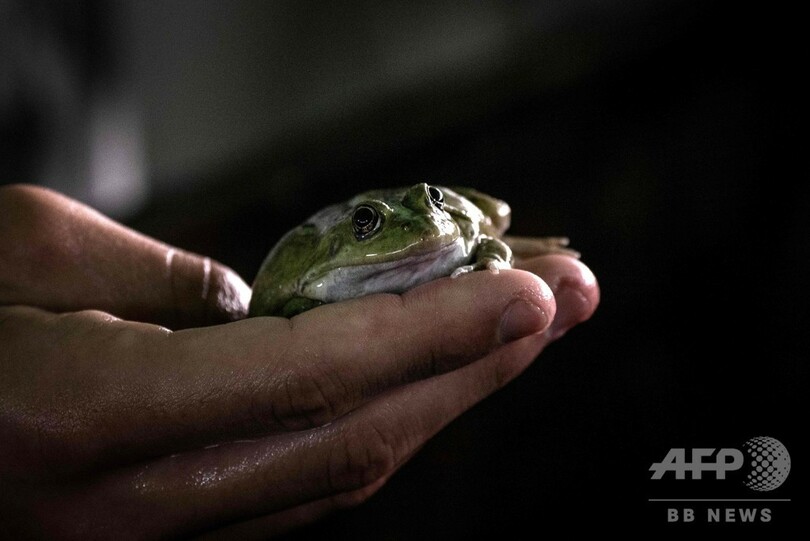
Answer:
[0, 185, 599, 539]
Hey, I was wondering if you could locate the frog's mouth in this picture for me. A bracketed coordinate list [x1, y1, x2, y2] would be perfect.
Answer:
[300, 238, 470, 303]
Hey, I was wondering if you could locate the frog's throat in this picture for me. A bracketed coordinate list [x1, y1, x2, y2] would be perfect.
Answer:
[299, 237, 471, 303]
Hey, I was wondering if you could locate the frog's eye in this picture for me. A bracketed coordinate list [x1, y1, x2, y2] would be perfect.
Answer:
[352, 204, 381, 240]
[428, 185, 444, 210]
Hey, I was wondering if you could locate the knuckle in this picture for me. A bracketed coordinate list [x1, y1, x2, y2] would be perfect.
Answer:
[0, 184, 59, 239]
[489, 346, 528, 391]
[274, 365, 342, 430]
[407, 338, 463, 380]
[328, 420, 397, 492]
[492, 353, 513, 390]
[0, 183, 47, 210]
[203, 264, 250, 323]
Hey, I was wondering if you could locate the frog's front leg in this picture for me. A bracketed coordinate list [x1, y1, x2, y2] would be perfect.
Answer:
[451, 236, 513, 278]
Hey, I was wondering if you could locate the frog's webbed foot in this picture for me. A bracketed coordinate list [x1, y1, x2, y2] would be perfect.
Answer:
[450, 258, 510, 279]
[483, 258, 510, 274]
[451, 236, 513, 279]
[450, 264, 474, 278]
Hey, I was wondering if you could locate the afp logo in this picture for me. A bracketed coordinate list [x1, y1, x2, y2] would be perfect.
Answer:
[650, 437, 791, 491]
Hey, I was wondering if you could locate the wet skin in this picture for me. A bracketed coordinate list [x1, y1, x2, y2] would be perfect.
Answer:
[250, 183, 576, 317]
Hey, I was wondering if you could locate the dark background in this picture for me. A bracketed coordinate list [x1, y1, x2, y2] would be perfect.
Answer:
[1, 0, 804, 535]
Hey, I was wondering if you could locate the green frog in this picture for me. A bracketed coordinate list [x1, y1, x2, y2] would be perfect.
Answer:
[249, 183, 576, 317]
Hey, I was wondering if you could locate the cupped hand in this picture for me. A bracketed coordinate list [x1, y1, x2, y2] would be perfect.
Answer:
[0, 185, 599, 540]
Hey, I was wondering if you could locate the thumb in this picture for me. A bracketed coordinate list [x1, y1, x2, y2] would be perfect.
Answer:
[0, 184, 250, 328]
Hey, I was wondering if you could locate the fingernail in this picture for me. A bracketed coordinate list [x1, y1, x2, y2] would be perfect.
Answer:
[499, 299, 550, 343]
[547, 287, 591, 341]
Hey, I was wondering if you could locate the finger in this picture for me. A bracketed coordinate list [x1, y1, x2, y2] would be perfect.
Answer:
[162, 267, 554, 441]
[516, 254, 600, 339]
[189, 254, 604, 539]
[0, 184, 249, 328]
[193, 444, 425, 540]
[0, 267, 555, 477]
[192, 471, 392, 540]
[41, 334, 550, 539]
[34, 263, 596, 537]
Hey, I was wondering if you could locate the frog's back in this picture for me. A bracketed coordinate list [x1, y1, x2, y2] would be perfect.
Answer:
[447, 186, 510, 236]
[248, 224, 322, 317]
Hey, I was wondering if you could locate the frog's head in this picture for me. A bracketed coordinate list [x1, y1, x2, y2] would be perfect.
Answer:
[301, 183, 480, 300]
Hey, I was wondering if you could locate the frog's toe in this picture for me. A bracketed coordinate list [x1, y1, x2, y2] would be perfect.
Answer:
[451, 265, 475, 279]
[485, 259, 510, 275]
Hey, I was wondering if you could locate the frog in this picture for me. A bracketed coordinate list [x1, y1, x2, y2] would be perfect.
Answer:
[248, 183, 577, 318]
